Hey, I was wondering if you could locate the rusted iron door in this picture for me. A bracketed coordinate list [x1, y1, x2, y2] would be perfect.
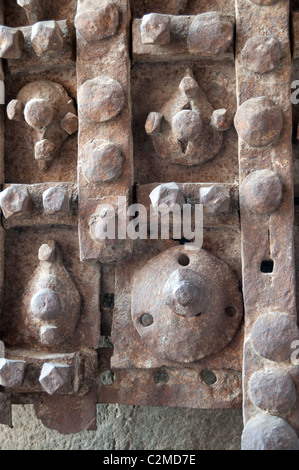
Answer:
[0, 0, 298, 450]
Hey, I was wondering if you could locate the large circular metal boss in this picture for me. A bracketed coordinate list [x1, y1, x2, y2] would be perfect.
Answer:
[131, 246, 243, 363]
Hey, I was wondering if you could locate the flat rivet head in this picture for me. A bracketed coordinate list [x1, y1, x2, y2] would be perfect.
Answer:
[249, 370, 296, 414]
[172, 110, 202, 142]
[75, 0, 120, 43]
[242, 415, 299, 451]
[81, 140, 123, 183]
[234, 96, 283, 147]
[31, 288, 61, 320]
[140, 313, 154, 327]
[251, 313, 299, 362]
[241, 169, 283, 215]
[79, 77, 125, 123]
[241, 35, 283, 74]
[24, 98, 54, 129]
[188, 12, 234, 55]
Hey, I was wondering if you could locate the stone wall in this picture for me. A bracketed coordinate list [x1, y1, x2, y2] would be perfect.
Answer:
[0, 406, 242, 450]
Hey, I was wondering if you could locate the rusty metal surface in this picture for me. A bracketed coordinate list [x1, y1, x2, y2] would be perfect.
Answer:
[6, 20, 75, 75]
[99, 238, 243, 411]
[0, 0, 100, 430]
[2, 227, 100, 351]
[144, 69, 226, 167]
[1, 183, 77, 228]
[5, 80, 78, 185]
[33, 387, 97, 434]
[7, 80, 78, 171]
[110, 239, 243, 371]
[132, 65, 237, 185]
[108, 0, 243, 415]
[293, 11, 299, 60]
[0, 0, 297, 447]
[76, 0, 133, 263]
[130, 0, 235, 17]
[0, 392, 12, 427]
[98, 348, 242, 410]
[130, 246, 243, 364]
[137, 182, 239, 229]
[235, 0, 299, 450]
[132, 13, 234, 63]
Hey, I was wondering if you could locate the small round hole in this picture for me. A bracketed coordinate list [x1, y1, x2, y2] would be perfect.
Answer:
[178, 254, 190, 266]
[225, 306, 237, 318]
[140, 313, 154, 327]
[201, 370, 217, 385]
[100, 370, 115, 386]
[154, 370, 169, 384]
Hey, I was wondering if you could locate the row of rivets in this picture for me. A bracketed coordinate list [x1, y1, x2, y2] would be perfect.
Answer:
[242, 314, 299, 451]
[76, 0, 132, 262]
[0, 358, 72, 395]
[149, 183, 231, 216]
[0, 185, 71, 219]
[0, 21, 65, 59]
[140, 11, 234, 57]
[76, 2, 125, 187]
[235, 0, 297, 451]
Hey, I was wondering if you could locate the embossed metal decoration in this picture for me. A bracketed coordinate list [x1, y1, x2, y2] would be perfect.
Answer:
[0, 0, 297, 450]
